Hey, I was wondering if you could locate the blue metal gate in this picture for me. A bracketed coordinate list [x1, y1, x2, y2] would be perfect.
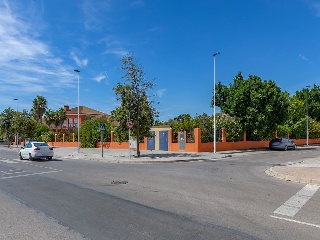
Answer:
[159, 131, 168, 151]
[147, 131, 155, 150]
[179, 132, 185, 150]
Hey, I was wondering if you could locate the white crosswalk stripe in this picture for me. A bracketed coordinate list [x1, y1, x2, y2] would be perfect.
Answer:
[0, 158, 62, 179]
[274, 184, 320, 217]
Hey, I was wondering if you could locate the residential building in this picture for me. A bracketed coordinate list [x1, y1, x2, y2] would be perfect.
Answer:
[62, 105, 108, 129]
[47, 105, 108, 130]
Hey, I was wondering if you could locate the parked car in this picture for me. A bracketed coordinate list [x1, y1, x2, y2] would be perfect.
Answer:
[269, 138, 296, 150]
[19, 142, 54, 160]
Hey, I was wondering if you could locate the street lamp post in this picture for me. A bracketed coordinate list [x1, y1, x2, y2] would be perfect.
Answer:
[306, 85, 310, 146]
[14, 98, 18, 147]
[74, 69, 80, 153]
[213, 52, 220, 154]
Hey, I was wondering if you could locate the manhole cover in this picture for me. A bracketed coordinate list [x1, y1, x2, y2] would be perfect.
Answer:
[111, 180, 128, 185]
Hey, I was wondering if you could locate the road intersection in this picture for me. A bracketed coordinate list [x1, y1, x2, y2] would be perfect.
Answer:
[1, 145, 320, 239]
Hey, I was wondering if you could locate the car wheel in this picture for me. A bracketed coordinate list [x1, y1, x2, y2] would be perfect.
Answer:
[47, 157, 52, 160]
[28, 154, 33, 161]
[19, 153, 23, 160]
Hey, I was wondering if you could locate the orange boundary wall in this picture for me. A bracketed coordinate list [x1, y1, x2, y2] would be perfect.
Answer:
[166, 128, 320, 152]
[21, 128, 320, 152]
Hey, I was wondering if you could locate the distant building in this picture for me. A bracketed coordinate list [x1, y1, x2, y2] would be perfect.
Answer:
[53, 105, 109, 130]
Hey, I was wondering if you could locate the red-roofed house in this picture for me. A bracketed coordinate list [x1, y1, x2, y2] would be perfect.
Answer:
[62, 105, 108, 129]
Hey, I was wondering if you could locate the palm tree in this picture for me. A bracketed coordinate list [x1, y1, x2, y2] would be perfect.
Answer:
[54, 108, 67, 130]
[32, 96, 47, 124]
[44, 109, 55, 128]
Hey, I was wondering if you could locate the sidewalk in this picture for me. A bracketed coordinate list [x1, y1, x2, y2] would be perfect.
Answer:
[265, 158, 320, 185]
[52, 147, 234, 163]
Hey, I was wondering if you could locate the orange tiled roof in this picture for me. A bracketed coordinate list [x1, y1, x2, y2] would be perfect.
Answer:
[67, 106, 107, 116]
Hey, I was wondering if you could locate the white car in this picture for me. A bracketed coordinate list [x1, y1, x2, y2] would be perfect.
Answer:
[19, 142, 54, 160]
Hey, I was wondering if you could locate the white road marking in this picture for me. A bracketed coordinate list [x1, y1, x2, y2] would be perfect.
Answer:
[0, 159, 17, 163]
[274, 184, 319, 217]
[0, 158, 62, 179]
[1, 159, 60, 171]
[0, 170, 62, 180]
[270, 215, 320, 229]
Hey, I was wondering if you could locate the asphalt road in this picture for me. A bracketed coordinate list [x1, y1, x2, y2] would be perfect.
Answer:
[1, 147, 320, 239]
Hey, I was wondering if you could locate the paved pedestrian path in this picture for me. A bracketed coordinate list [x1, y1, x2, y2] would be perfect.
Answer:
[52, 147, 232, 163]
[266, 157, 320, 185]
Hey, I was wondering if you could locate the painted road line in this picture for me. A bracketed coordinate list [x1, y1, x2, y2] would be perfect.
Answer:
[0, 170, 62, 180]
[270, 215, 320, 229]
[0, 159, 18, 163]
[274, 184, 320, 217]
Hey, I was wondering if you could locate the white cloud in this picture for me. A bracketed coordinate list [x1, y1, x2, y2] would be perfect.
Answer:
[299, 53, 308, 61]
[94, 75, 106, 82]
[157, 89, 166, 98]
[81, 1, 111, 31]
[131, 0, 145, 8]
[306, 1, 320, 17]
[100, 35, 129, 57]
[299, 53, 312, 64]
[0, 1, 76, 112]
[93, 72, 108, 83]
[104, 48, 129, 57]
[312, 2, 320, 17]
[70, 51, 88, 68]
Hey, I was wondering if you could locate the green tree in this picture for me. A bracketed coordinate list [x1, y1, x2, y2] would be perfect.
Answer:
[170, 114, 195, 132]
[169, 114, 198, 143]
[309, 118, 320, 138]
[216, 113, 243, 142]
[295, 85, 320, 122]
[111, 53, 158, 157]
[12, 109, 37, 143]
[277, 96, 305, 137]
[0, 108, 15, 146]
[32, 124, 50, 141]
[215, 72, 290, 140]
[20, 110, 38, 140]
[288, 96, 305, 124]
[31, 95, 47, 124]
[80, 118, 112, 148]
[194, 113, 213, 143]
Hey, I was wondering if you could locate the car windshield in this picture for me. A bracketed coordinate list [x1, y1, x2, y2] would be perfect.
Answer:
[33, 143, 49, 147]
[271, 138, 282, 142]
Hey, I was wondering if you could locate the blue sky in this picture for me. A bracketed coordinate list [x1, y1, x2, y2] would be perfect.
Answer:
[1, 0, 320, 121]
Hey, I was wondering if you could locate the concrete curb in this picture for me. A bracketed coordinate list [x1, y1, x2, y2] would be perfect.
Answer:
[54, 154, 223, 164]
[265, 167, 320, 185]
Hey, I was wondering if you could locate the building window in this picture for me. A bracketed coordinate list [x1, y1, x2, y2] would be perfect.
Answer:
[63, 120, 66, 127]
[68, 118, 72, 128]
[74, 118, 77, 127]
